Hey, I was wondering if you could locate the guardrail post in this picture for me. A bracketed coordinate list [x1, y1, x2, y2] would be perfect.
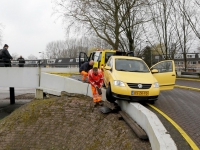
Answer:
[38, 60, 41, 87]
[10, 87, 15, 105]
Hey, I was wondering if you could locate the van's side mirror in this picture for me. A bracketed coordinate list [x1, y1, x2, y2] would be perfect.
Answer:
[104, 66, 111, 70]
[151, 69, 159, 74]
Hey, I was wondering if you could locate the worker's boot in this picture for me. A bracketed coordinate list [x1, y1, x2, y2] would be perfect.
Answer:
[96, 95, 103, 106]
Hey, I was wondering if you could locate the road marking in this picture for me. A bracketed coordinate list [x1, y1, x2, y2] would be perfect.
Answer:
[148, 104, 199, 150]
[176, 78, 200, 82]
[175, 85, 200, 92]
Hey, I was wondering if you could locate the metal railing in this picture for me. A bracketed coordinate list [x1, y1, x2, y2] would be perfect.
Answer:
[0, 59, 80, 68]
[181, 72, 200, 78]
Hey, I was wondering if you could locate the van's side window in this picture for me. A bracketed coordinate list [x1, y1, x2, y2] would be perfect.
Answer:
[152, 61, 173, 73]
[89, 52, 95, 61]
[97, 52, 102, 62]
[94, 52, 100, 62]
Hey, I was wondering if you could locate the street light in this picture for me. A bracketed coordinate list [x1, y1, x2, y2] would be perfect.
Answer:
[39, 52, 45, 59]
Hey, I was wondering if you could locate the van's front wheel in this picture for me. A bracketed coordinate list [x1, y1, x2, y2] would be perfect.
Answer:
[106, 84, 116, 103]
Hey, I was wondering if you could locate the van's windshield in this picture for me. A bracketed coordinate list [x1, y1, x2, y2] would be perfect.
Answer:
[115, 59, 150, 72]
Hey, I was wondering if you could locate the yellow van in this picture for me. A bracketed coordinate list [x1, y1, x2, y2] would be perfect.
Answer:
[103, 56, 176, 103]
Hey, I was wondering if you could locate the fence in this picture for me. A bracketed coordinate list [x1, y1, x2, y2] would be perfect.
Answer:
[0, 59, 80, 68]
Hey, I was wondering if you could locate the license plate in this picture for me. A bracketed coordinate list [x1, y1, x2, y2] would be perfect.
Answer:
[131, 91, 149, 96]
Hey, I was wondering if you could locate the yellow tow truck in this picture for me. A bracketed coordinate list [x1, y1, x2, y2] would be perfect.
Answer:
[78, 49, 134, 69]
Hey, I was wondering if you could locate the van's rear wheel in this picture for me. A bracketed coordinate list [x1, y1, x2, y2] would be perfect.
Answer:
[106, 84, 116, 103]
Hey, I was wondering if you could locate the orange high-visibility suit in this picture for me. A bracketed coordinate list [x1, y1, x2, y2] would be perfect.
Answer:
[88, 69, 104, 103]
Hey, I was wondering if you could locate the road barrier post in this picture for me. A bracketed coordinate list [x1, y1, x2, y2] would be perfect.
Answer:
[10, 87, 15, 104]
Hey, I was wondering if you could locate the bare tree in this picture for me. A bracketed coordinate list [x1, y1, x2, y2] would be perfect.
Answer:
[55, 0, 122, 50]
[145, 0, 178, 59]
[53, 0, 146, 51]
[11, 53, 19, 60]
[119, 0, 150, 53]
[45, 40, 67, 59]
[27, 55, 38, 60]
[90, 36, 111, 49]
[173, 0, 195, 71]
[178, 0, 200, 40]
[197, 46, 200, 52]
[45, 38, 90, 59]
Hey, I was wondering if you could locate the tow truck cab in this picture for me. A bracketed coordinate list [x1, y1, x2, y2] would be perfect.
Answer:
[79, 49, 134, 69]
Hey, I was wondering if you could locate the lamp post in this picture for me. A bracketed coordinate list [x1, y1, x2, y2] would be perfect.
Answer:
[39, 52, 45, 59]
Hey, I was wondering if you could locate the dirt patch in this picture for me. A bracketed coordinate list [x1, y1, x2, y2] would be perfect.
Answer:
[0, 94, 151, 150]
[4, 93, 35, 100]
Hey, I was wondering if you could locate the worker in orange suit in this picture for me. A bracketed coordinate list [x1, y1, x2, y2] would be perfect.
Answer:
[88, 67, 104, 106]
[79, 60, 94, 82]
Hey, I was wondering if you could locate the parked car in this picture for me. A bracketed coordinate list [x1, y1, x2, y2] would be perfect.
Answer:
[103, 56, 176, 103]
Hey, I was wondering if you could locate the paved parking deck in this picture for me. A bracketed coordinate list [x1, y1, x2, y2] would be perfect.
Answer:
[149, 88, 200, 149]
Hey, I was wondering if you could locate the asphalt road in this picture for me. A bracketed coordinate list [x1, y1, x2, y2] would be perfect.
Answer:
[147, 88, 200, 149]
[176, 79, 200, 89]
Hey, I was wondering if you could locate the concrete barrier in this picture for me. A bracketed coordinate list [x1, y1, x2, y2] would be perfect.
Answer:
[0, 67, 79, 88]
[39, 72, 107, 100]
[0, 68, 39, 88]
[40, 73, 66, 96]
[118, 101, 177, 150]
[41, 68, 79, 73]
[38, 72, 177, 150]
[176, 71, 199, 79]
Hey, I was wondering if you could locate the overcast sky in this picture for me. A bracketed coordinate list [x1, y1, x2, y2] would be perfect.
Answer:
[0, 0, 65, 59]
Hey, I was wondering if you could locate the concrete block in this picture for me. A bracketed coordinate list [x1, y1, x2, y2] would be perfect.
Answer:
[35, 88, 43, 99]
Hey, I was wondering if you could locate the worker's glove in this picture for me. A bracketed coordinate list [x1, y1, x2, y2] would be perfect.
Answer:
[96, 86, 102, 95]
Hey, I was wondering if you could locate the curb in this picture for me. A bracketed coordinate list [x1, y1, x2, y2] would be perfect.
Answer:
[175, 85, 200, 92]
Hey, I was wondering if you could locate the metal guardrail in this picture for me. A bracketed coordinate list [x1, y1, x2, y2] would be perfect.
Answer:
[181, 72, 200, 78]
[0, 59, 79, 68]
[181, 72, 200, 75]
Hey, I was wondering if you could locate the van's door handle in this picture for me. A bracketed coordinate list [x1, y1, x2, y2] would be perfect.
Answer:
[172, 74, 175, 76]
